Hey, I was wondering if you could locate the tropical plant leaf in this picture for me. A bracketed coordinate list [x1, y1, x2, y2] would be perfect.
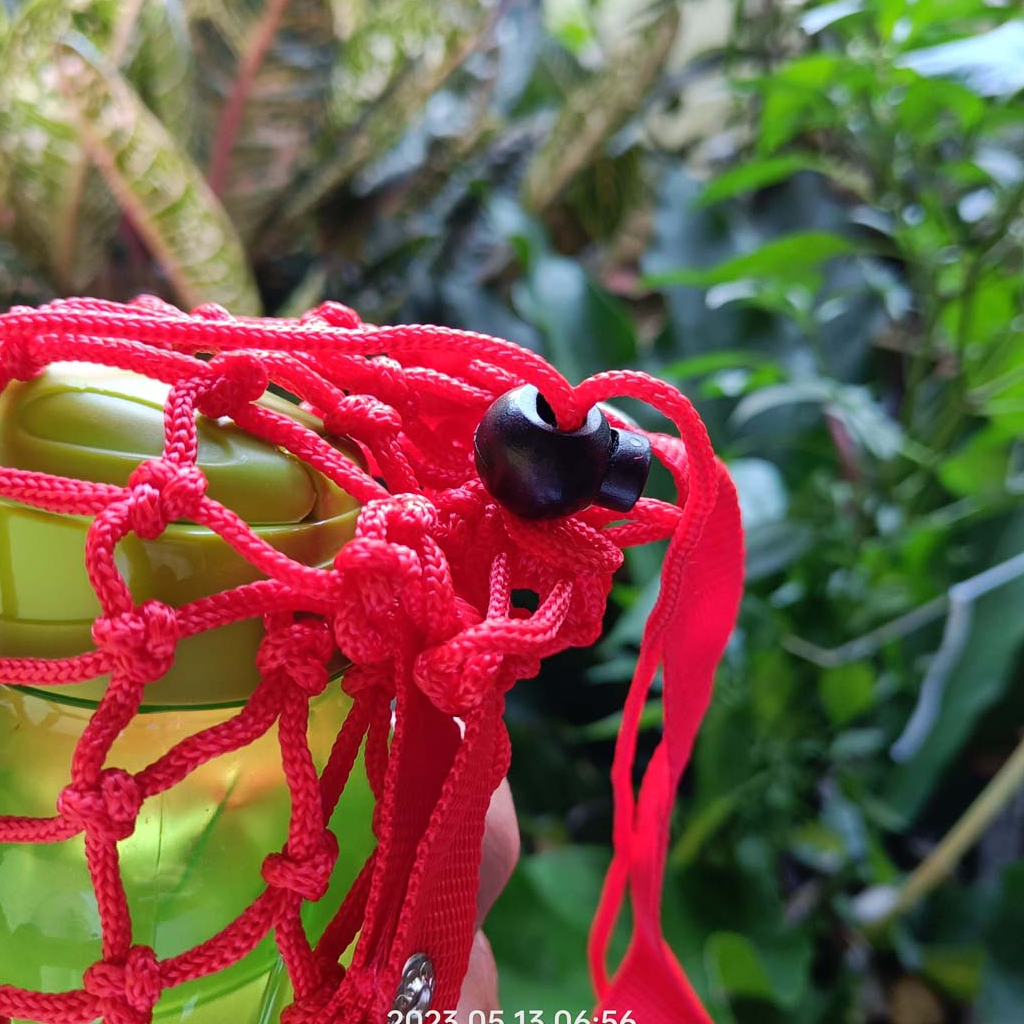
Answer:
[0, 0, 121, 292]
[521, 2, 680, 213]
[129, 0, 195, 149]
[756, 52, 857, 154]
[695, 154, 825, 207]
[190, 0, 335, 244]
[643, 231, 855, 288]
[55, 37, 260, 313]
[733, 379, 903, 460]
[263, 0, 496, 242]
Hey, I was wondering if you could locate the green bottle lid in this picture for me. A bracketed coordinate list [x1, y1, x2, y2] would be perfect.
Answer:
[0, 362, 361, 707]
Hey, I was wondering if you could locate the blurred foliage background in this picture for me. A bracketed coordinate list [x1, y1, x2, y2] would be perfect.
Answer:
[2, 0, 1024, 1020]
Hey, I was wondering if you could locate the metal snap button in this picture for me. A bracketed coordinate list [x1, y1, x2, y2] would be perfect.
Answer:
[391, 952, 435, 1018]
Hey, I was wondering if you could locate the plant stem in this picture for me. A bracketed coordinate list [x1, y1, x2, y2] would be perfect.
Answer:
[207, 0, 293, 195]
[877, 729, 1024, 927]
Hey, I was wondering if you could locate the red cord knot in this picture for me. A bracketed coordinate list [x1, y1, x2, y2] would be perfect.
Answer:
[198, 351, 269, 418]
[0, 334, 44, 382]
[58, 768, 143, 841]
[92, 600, 180, 683]
[84, 945, 162, 1024]
[324, 394, 402, 437]
[300, 300, 362, 329]
[262, 829, 339, 901]
[256, 619, 335, 696]
[331, 538, 422, 664]
[127, 459, 207, 538]
[414, 645, 503, 716]
[339, 662, 396, 699]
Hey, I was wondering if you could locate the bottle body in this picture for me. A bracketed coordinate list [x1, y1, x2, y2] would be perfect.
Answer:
[0, 682, 374, 1022]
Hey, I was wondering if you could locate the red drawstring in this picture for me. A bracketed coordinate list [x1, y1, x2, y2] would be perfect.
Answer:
[0, 297, 743, 1023]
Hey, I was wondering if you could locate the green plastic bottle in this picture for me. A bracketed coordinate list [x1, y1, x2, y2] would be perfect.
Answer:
[0, 363, 375, 1022]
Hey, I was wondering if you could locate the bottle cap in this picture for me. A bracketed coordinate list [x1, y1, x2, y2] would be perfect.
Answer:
[0, 362, 360, 706]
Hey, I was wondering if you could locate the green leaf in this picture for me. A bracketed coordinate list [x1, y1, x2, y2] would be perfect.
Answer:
[192, 0, 336, 243]
[0, 0, 121, 292]
[707, 931, 776, 1002]
[756, 53, 852, 153]
[923, 946, 984, 1001]
[543, 0, 594, 55]
[829, 727, 887, 762]
[695, 154, 825, 207]
[819, 662, 876, 726]
[599, 572, 660, 654]
[733, 379, 903, 461]
[789, 821, 846, 874]
[672, 773, 768, 868]
[128, 0, 195, 149]
[569, 700, 663, 742]
[487, 846, 625, 1014]
[661, 349, 783, 383]
[522, 2, 680, 213]
[730, 457, 788, 530]
[669, 839, 814, 1011]
[897, 21, 1024, 99]
[976, 862, 1024, 1022]
[886, 515, 1024, 816]
[56, 38, 259, 313]
[826, 383, 904, 460]
[265, 0, 495, 238]
[940, 426, 1017, 497]
[731, 379, 832, 424]
[745, 519, 815, 581]
[643, 232, 854, 288]
[892, 75, 988, 138]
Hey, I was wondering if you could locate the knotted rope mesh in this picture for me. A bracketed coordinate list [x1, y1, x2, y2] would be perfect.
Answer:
[0, 294, 718, 1024]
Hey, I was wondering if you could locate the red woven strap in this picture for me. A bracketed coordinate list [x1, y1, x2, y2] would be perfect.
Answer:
[591, 461, 743, 1020]
[0, 298, 743, 1024]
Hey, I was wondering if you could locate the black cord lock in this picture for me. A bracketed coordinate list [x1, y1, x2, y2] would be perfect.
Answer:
[473, 385, 652, 520]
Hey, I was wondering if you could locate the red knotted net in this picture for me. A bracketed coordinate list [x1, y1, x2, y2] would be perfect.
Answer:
[0, 295, 740, 1024]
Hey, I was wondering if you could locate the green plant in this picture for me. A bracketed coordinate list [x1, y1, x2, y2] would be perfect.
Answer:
[2, 1, 1023, 1021]
[0, 0, 498, 311]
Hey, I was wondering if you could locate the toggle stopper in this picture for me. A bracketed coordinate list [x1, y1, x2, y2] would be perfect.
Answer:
[473, 384, 651, 519]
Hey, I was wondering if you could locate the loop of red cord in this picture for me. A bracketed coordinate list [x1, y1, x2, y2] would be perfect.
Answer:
[0, 296, 742, 1024]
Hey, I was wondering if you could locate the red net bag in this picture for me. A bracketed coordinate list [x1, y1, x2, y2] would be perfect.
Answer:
[0, 295, 743, 1024]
